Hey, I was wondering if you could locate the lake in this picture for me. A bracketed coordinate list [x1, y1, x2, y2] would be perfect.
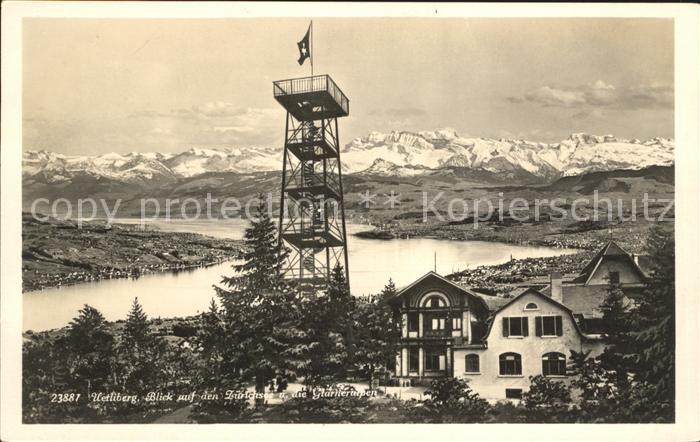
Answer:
[23, 219, 577, 331]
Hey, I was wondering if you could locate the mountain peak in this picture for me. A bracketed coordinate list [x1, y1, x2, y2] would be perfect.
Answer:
[358, 157, 432, 177]
[22, 130, 674, 183]
[341, 130, 674, 179]
[565, 133, 619, 145]
[419, 127, 459, 140]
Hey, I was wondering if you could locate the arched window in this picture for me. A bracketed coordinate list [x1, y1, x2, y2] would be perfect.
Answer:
[465, 354, 480, 373]
[428, 297, 444, 308]
[499, 352, 522, 376]
[421, 293, 448, 308]
[524, 302, 539, 310]
[542, 352, 567, 376]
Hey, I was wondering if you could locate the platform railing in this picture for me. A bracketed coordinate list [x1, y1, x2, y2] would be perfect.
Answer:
[423, 329, 451, 338]
[273, 74, 349, 115]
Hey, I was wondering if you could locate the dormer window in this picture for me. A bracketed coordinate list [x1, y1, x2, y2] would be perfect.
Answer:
[524, 302, 539, 311]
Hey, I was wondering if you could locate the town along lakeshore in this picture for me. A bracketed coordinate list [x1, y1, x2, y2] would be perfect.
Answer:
[22, 213, 242, 292]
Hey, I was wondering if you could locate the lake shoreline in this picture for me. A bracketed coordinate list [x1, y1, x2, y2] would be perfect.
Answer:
[353, 227, 597, 251]
[22, 215, 591, 331]
[22, 214, 243, 293]
[23, 258, 238, 294]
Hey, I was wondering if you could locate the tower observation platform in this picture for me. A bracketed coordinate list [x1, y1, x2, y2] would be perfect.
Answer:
[273, 74, 350, 290]
[274, 74, 349, 120]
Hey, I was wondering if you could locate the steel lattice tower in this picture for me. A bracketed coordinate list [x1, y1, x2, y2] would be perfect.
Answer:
[273, 75, 350, 290]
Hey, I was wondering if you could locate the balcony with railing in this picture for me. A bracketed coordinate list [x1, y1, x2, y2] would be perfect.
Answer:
[273, 75, 349, 121]
[422, 329, 452, 339]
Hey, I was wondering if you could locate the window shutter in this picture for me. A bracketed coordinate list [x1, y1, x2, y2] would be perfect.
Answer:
[522, 317, 528, 336]
[535, 316, 542, 337]
[556, 316, 563, 336]
[502, 317, 509, 337]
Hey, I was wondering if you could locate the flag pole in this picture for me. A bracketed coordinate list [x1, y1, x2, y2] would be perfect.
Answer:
[310, 20, 314, 77]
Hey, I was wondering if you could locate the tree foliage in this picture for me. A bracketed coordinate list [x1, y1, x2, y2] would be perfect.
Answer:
[60, 304, 116, 396]
[351, 279, 401, 387]
[417, 377, 490, 423]
[117, 298, 169, 396]
[210, 197, 306, 409]
[300, 264, 355, 386]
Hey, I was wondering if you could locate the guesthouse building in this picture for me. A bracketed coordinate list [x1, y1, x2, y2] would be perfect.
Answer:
[389, 240, 646, 400]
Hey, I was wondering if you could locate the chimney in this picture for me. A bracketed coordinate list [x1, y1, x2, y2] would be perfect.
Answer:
[632, 253, 639, 265]
[550, 272, 563, 303]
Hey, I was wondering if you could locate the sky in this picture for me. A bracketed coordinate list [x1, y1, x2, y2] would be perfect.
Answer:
[23, 18, 674, 156]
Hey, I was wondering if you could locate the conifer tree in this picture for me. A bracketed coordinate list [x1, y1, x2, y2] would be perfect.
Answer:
[121, 297, 150, 349]
[378, 278, 397, 302]
[629, 226, 675, 419]
[573, 227, 675, 422]
[215, 196, 305, 405]
[118, 298, 167, 394]
[598, 283, 633, 388]
[222, 195, 288, 292]
[352, 279, 401, 389]
[196, 298, 227, 374]
[60, 304, 115, 396]
[301, 264, 355, 386]
[191, 298, 249, 421]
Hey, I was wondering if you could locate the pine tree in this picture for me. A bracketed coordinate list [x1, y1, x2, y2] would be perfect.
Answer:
[59, 304, 115, 397]
[598, 283, 633, 388]
[628, 226, 675, 420]
[301, 264, 355, 386]
[118, 298, 167, 395]
[193, 298, 231, 388]
[191, 298, 248, 422]
[215, 196, 305, 406]
[378, 278, 397, 303]
[122, 297, 150, 350]
[572, 226, 676, 422]
[222, 195, 288, 293]
[352, 279, 401, 389]
[195, 298, 227, 374]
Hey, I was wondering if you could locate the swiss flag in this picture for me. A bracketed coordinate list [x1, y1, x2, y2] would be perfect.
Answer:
[297, 24, 311, 66]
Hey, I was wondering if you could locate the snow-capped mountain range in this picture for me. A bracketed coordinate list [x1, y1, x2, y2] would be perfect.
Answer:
[343, 129, 674, 179]
[22, 147, 281, 184]
[23, 129, 674, 184]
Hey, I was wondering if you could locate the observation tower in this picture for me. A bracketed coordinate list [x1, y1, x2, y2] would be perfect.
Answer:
[273, 74, 350, 290]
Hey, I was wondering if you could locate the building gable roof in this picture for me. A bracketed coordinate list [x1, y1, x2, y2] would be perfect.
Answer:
[480, 288, 593, 343]
[573, 240, 647, 285]
[390, 271, 489, 312]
